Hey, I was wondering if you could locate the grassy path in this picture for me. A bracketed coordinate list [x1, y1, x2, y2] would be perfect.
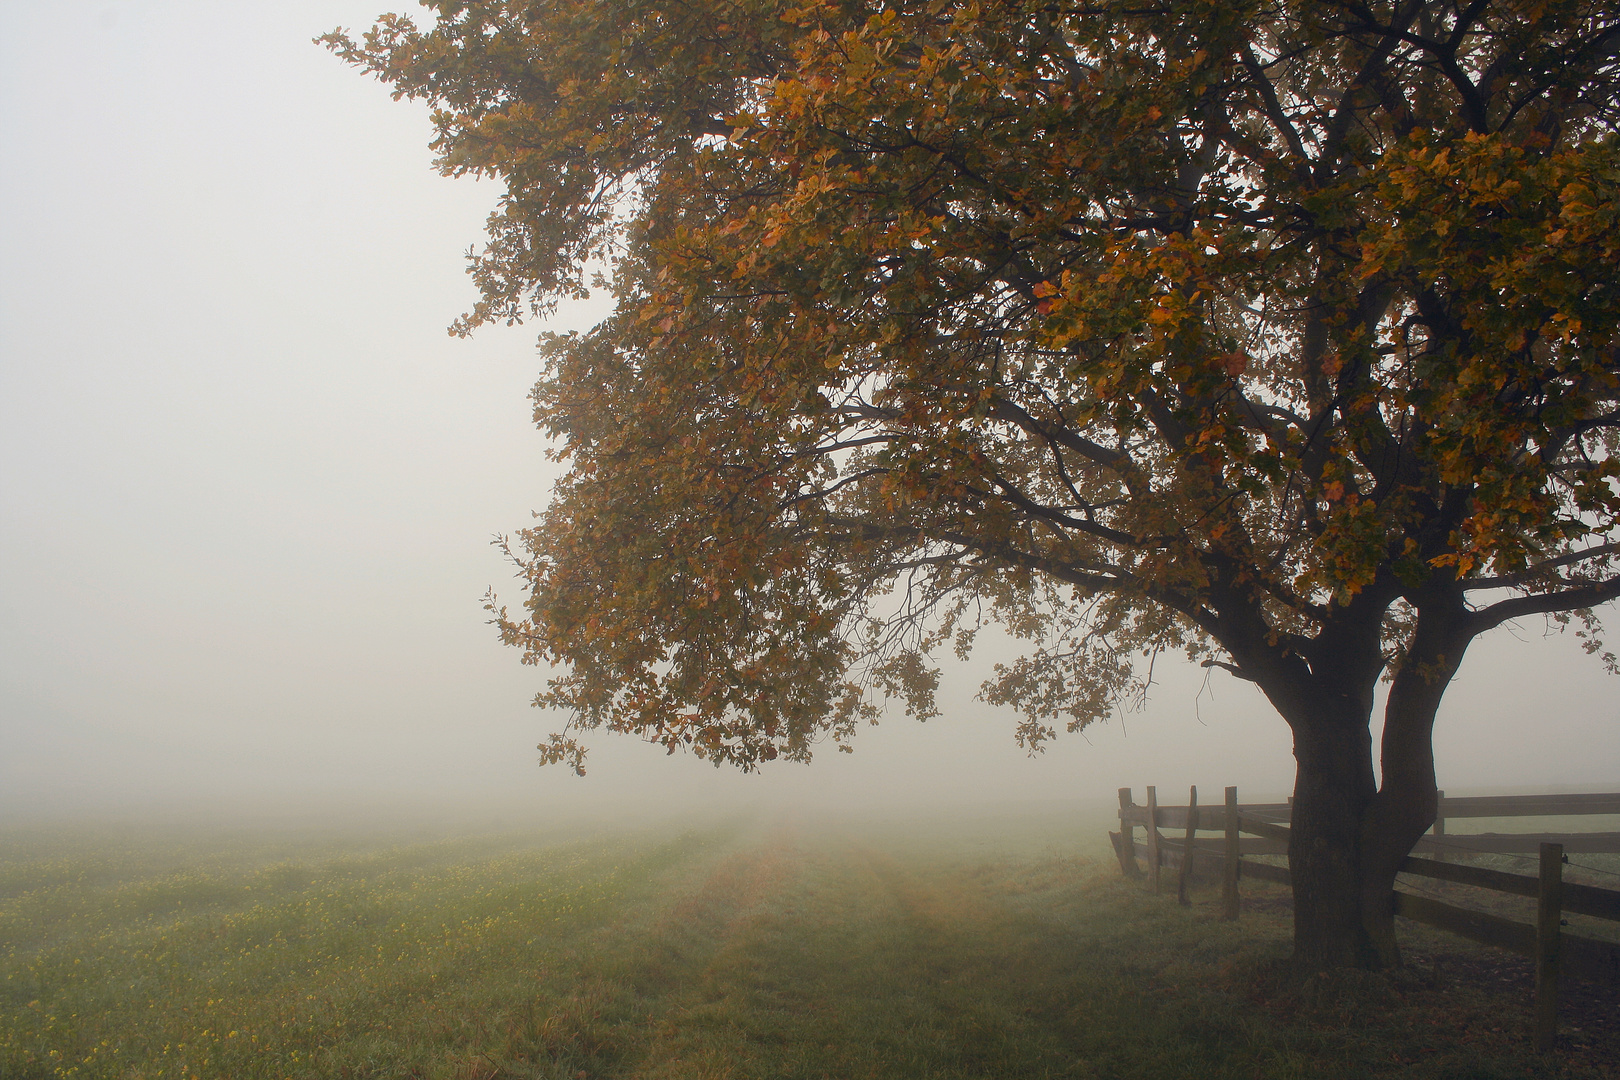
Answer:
[2, 814, 1615, 1079]
[603, 831, 1286, 1079]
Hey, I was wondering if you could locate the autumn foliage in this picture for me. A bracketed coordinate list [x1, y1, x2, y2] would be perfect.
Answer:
[328, 0, 1620, 966]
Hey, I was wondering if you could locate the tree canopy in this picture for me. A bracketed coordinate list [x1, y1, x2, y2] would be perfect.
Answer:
[330, 0, 1620, 967]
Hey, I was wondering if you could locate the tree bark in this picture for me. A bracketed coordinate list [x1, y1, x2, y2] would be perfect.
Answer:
[1356, 694, 1443, 968]
[1354, 599, 1470, 966]
[1270, 596, 1472, 970]
[1289, 708, 1380, 968]
[1241, 597, 1389, 970]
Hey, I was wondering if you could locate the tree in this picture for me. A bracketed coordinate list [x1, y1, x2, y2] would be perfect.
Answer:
[326, 0, 1620, 969]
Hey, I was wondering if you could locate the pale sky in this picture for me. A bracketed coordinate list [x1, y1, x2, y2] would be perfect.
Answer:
[1, 1, 1615, 827]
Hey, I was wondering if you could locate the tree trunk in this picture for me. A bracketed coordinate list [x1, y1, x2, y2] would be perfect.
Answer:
[1353, 601, 1468, 965]
[1279, 598, 1469, 970]
[1289, 710, 1380, 969]
[1355, 691, 1443, 969]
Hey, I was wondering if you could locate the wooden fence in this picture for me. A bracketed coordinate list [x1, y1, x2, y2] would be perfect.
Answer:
[1110, 786, 1620, 1052]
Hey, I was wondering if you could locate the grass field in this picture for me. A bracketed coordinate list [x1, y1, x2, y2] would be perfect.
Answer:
[2, 805, 1616, 1079]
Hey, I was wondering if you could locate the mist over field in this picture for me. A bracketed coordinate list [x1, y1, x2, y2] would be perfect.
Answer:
[9, 8, 1620, 1080]
[3, 1, 1618, 836]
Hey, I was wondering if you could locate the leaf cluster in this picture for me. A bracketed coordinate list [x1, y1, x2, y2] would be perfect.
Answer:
[329, 0, 1620, 769]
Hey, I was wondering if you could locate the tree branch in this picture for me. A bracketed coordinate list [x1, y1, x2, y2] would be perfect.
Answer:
[1469, 577, 1620, 634]
[1201, 657, 1258, 682]
[1464, 542, 1620, 590]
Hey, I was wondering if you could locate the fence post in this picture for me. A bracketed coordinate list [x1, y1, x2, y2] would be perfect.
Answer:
[1146, 786, 1161, 893]
[1222, 785, 1240, 920]
[1116, 788, 1142, 877]
[1178, 785, 1199, 906]
[1534, 841, 1564, 1052]
[1434, 789, 1447, 863]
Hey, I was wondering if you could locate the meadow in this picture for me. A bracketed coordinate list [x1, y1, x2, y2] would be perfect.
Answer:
[2, 804, 1616, 1080]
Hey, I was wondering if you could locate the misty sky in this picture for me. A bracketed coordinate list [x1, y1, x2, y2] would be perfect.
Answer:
[2, 1, 1616, 825]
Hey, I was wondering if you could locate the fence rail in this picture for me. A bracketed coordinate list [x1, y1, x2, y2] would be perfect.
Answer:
[1110, 785, 1620, 1052]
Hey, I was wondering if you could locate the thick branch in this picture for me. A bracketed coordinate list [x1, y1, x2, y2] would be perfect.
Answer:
[1468, 577, 1620, 633]
[1201, 658, 1257, 682]
[986, 396, 1130, 471]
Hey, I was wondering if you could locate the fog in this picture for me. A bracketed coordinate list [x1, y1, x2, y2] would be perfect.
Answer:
[2, 2, 1616, 832]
